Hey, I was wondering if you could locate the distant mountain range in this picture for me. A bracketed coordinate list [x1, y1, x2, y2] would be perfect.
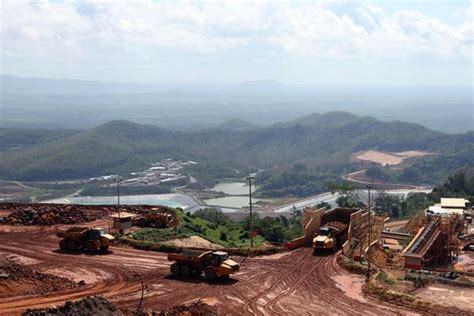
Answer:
[1, 75, 472, 133]
[0, 111, 472, 181]
[0, 74, 167, 95]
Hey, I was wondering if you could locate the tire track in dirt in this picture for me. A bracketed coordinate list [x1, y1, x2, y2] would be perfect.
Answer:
[0, 225, 416, 315]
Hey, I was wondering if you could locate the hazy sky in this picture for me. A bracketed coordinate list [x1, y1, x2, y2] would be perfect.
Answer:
[1, 0, 473, 86]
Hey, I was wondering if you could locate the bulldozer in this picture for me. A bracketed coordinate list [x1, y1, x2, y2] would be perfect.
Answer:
[57, 227, 115, 253]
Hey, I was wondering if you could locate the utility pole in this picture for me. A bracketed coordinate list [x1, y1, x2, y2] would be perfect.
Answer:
[366, 184, 372, 280]
[115, 176, 122, 218]
[247, 176, 255, 248]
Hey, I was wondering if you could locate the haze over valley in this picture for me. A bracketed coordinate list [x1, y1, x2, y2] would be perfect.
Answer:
[1, 75, 471, 133]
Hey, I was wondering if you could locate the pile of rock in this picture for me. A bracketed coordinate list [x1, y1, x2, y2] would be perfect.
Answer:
[0, 203, 180, 226]
[23, 296, 120, 316]
[0, 258, 80, 297]
[1, 204, 108, 225]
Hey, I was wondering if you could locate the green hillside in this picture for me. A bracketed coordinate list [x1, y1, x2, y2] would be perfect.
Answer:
[0, 128, 79, 151]
[0, 112, 471, 183]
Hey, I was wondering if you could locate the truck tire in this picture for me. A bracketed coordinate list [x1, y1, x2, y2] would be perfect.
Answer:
[86, 241, 98, 253]
[220, 274, 230, 280]
[170, 263, 180, 277]
[100, 245, 109, 253]
[137, 218, 147, 227]
[204, 268, 216, 282]
[181, 265, 192, 278]
[59, 239, 68, 251]
[66, 240, 76, 252]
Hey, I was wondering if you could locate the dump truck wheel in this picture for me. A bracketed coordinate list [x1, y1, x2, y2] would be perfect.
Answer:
[137, 218, 147, 227]
[86, 241, 98, 253]
[66, 240, 76, 252]
[220, 274, 230, 280]
[170, 263, 180, 276]
[170, 263, 180, 277]
[59, 239, 68, 251]
[204, 268, 216, 282]
[180, 265, 192, 278]
[100, 245, 109, 253]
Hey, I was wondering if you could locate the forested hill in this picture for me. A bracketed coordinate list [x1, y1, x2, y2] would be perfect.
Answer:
[0, 111, 472, 181]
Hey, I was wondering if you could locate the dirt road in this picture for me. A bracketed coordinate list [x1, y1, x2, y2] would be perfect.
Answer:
[0, 224, 414, 315]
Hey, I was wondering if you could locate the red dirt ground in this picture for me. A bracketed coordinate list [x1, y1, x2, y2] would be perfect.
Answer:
[0, 222, 416, 315]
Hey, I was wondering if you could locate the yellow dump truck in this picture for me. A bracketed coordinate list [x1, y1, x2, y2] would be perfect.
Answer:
[313, 221, 349, 252]
[57, 227, 115, 253]
[168, 250, 239, 281]
[312, 207, 358, 252]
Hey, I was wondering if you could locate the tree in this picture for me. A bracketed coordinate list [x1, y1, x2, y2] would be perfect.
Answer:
[316, 201, 331, 210]
[194, 208, 230, 225]
[327, 181, 363, 208]
[375, 192, 401, 218]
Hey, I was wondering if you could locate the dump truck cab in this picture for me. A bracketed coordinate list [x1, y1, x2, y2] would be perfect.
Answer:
[209, 251, 239, 278]
[313, 227, 337, 251]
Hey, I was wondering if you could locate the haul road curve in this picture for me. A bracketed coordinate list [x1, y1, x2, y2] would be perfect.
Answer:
[0, 225, 410, 315]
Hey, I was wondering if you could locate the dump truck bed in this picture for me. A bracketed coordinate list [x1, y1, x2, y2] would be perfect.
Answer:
[167, 250, 212, 263]
[56, 227, 89, 239]
[322, 221, 348, 234]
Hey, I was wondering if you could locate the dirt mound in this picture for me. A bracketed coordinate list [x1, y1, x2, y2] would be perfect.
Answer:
[23, 296, 120, 316]
[162, 236, 224, 250]
[363, 280, 471, 315]
[157, 300, 217, 316]
[0, 258, 80, 298]
[1, 204, 108, 225]
[0, 203, 177, 226]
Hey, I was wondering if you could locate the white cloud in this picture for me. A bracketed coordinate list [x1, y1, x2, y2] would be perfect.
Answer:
[0, 0, 472, 83]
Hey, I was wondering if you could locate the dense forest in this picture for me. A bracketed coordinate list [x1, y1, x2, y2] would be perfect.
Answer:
[0, 112, 472, 199]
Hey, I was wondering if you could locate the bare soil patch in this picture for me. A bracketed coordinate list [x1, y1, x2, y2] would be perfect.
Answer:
[0, 258, 80, 298]
[414, 284, 474, 312]
[353, 150, 431, 166]
[162, 235, 224, 250]
[0, 226, 420, 315]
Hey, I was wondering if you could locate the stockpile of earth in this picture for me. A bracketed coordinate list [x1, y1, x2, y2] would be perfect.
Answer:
[0, 203, 177, 226]
[23, 296, 120, 316]
[1, 204, 109, 225]
[0, 258, 80, 298]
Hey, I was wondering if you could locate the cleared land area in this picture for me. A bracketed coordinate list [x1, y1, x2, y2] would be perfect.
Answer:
[414, 285, 474, 312]
[353, 150, 431, 166]
[0, 222, 411, 315]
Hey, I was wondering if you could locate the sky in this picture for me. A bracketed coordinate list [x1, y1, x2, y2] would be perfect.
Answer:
[1, 0, 473, 86]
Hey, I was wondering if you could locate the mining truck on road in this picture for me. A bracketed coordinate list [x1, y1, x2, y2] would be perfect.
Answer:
[168, 250, 240, 281]
[57, 227, 115, 253]
[313, 221, 349, 251]
[312, 207, 358, 252]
